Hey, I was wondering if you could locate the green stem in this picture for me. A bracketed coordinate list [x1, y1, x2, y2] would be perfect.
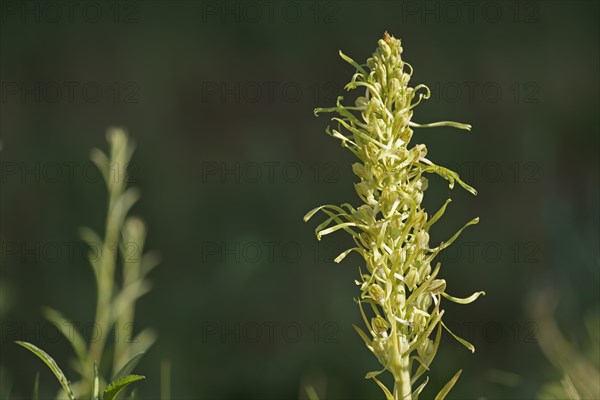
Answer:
[393, 349, 412, 400]
[392, 285, 412, 400]
[113, 231, 142, 374]
[82, 185, 121, 394]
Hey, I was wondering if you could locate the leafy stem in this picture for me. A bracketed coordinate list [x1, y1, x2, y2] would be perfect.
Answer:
[17, 128, 156, 399]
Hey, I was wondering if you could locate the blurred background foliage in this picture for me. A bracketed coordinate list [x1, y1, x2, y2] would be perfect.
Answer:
[0, 1, 598, 399]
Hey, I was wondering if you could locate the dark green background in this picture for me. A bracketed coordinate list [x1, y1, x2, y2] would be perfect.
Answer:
[1, 1, 598, 399]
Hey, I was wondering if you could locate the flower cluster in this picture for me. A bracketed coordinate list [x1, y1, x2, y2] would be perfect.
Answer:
[305, 33, 484, 400]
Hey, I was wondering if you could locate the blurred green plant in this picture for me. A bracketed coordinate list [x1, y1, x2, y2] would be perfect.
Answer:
[304, 33, 483, 400]
[16, 128, 158, 399]
[531, 289, 600, 400]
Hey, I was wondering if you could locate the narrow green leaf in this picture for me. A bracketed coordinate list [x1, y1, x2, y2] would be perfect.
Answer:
[92, 363, 99, 400]
[365, 368, 386, 379]
[437, 217, 480, 251]
[435, 369, 462, 400]
[329, 129, 356, 147]
[103, 375, 145, 400]
[112, 353, 144, 382]
[305, 384, 320, 400]
[371, 375, 394, 400]
[356, 299, 374, 335]
[315, 208, 359, 238]
[128, 329, 157, 359]
[561, 374, 581, 400]
[111, 281, 151, 323]
[32, 373, 39, 400]
[334, 248, 358, 263]
[79, 226, 103, 277]
[140, 251, 161, 276]
[409, 120, 472, 131]
[442, 321, 476, 353]
[15, 341, 75, 400]
[442, 291, 486, 304]
[317, 222, 362, 240]
[90, 148, 109, 183]
[304, 205, 327, 222]
[160, 359, 171, 400]
[43, 307, 88, 364]
[338, 50, 368, 75]
[352, 324, 373, 350]
[424, 199, 452, 229]
[422, 164, 477, 195]
[79, 227, 103, 250]
[412, 376, 429, 400]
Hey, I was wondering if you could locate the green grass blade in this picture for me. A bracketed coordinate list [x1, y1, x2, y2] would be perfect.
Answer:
[112, 353, 144, 382]
[441, 321, 476, 353]
[412, 376, 429, 400]
[371, 375, 393, 400]
[435, 369, 462, 400]
[441, 291, 486, 305]
[103, 375, 145, 400]
[338, 50, 368, 75]
[16, 341, 75, 400]
[92, 363, 99, 400]
[43, 307, 88, 364]
[32, 372, 39, 400]
[305, 385, 320, 400]
[160, 359, 171, 400]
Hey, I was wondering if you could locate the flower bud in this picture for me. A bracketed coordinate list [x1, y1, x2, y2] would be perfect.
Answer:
[352, 163, 367, 179]
[405, 267, 420, 290]
[413, 191, 424, 204]
[378, 40, 391, 57]
[419, 262, 432, 280]
[413, 313, 427, 332]
[417, 338, 434, 360]
[429, 279, 446, 293]
[399, 128, 412, 144]
[416, 230, 429, 249]
[355, 182, 375, 205]
[368, 284, 386, 305]
[372, 315, 390, 336]
[377, 62, 386, 80]
[372, 337, 387, 359]
[355, 96, 369, 108]
[416, 292, 433, 310]
[380, 187, 399, 216]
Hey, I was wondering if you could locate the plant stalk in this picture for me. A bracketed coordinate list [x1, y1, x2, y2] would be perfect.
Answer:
[83, 181, 122, 394]
[393, 352, 412, 400]
[392, 285, 412, 400]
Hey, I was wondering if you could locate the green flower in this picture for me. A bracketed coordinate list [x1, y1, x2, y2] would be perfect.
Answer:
[305, 32, 485, 400]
